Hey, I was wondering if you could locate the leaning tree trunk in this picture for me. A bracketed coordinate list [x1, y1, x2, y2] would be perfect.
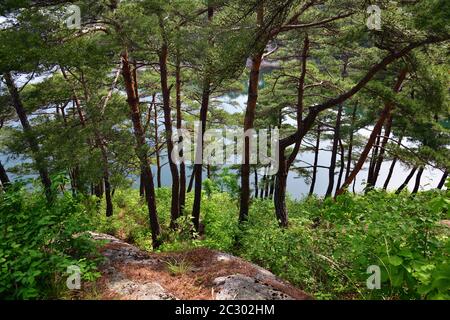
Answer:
[437, 170, 448, 190]
[383, 136, 403, 190]
[121, 50, 161, 248]
[412, 166, 424, 194]
[336, 69, 408, 197]
[371, 113, 394, 186]
[326, 105, 343, 197]
[3, 72, 52, 201]
[396, 166, 417, 194]
[309, 124, 321, 196]
[159, 40, 180, 227]
[383, 158, 398, 190]
[367, 134, 381, 189]
[187, 166, 196, 193]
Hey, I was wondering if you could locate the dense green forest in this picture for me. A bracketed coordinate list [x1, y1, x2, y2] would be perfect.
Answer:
[0, 0, 449, 301]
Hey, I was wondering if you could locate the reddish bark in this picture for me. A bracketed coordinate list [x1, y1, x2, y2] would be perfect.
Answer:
[336, 68, 408, 197]
[121, 50, 161, 248]
[239, 3, 265, 223]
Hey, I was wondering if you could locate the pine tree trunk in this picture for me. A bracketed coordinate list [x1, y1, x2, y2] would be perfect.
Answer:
[187, 166, 195, 193]
[412, 166, 424, 194]
[239, 2, 265, 222]
[367, 134, 381, 189]
[140, 173, 145, 197]
[372, 113, 394, 186]
[264, 169, 270, 199]
[207, 165, 211, 179]
[335, 138, 345, 196]
[437, 170, 448, 189]
[121, 50, 161, 248]
[309, 124, 321, 196]
[273, 35, 309, 227]
[260, 167, 266, 198]
[0, 160, 10, 189]
[345, 105, 357, 180]
[383, 158, 398, 190]
[104, 175, 113, 217]
[154, 106, 162, 189]
[3, 72, 53, 201]
[192, 4, 214, 232]
[269, 176, 275, 199]
[336, 69, 408, 197]
[94, 181, 104, 198]
[192, 83, 210, 232]
[158, 41, 180, 227]
[97, 136, 113, 217]
[264, 168, 273, 199]
[254, 167, 259, 198]
[383, 136, 403, 190]
[274, 153, 288, 227]
[326, 105, 343, 197]
[396, 166, 417, 194]
[176, 54, 186, 214]
[240, 51, 263, 222]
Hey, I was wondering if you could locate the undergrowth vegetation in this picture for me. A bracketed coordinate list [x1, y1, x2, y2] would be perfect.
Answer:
[0, 183, 102, 299]
[1, 182, 449, 300]
[93, 185, 450, 300]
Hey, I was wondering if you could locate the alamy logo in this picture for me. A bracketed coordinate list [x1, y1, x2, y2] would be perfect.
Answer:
[366, 265, 381, 289]
[367, 5, 382, 31]
[66, 5, 81, 30]
[66, 265, 81, 290]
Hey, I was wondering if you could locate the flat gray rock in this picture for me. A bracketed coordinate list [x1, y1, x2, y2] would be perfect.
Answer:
[213, 274, 295, 300]
[108, 277, 176, 300]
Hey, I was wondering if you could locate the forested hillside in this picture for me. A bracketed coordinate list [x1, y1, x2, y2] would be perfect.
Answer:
[0, 0, 449, 301]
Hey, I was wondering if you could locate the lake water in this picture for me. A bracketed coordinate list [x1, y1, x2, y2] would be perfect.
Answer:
[0, 93, 444, 198]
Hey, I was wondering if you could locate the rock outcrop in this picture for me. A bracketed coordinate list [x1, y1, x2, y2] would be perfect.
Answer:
[88, 232, 311, 300]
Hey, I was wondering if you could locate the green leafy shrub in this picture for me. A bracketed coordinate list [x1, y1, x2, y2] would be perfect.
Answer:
[0, 184, 101, 299]
[91, 185, 449, 300]
[237, 190, 449, 299]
